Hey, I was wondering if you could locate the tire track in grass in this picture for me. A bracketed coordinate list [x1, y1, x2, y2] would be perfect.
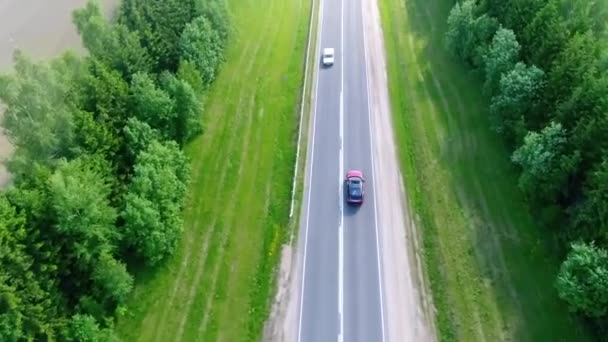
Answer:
[149, 56, 256, 340]
[171, 3, 279, 339]
[415, 0, 538, 339]
[157, 49, 260, 338]
[403, 1, 488, 340]
[196, 105, 267, 341]
[442, 64, 525, 341]
[178, 92, 257, 342]
[417, 1, 527, 337]
[140, 45, 257, 340]
[193, 7, 288, 337]
[151, 40, 259, 340]
[172, 92, 254, 342]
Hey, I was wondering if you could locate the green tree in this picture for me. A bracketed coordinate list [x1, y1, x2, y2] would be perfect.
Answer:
[176, 59, 205, 94]
[0, 197, 53, 340]
[50, 158, 118, 267]
[123, 117, 161, 166]
[129, 72, 176, 139]
[521, 0, 569, 70]
[545, 31, 599, 117]
[159, 72, 202, 144]
[556, 242, 608, 318]
[512, 121, 580, 202]
[445, 0, 477, 62]
[197, 0, 231, 45]
[0, 51, 81, 175]
[73, 1, 152, 79]
[123, 140, 189, 265]
[119, 0, 198, 72]
[557, 74, 608, 171]
[446, 1, 498, 68]
[490, 62, 544, 144]
[180, 16, 225, 85]
[571, 159, 608, 242]
[91, 252, 133, 306]
[483, 27, 520, 95]
[61, 314, 118, 342]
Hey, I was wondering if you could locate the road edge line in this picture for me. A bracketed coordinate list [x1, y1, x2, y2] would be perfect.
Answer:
[361, 0, 387, 340]
[296, 0, 324, 339]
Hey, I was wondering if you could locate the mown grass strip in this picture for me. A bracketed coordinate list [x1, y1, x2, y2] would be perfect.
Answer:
[115, 0, 310, 340]
[377, 0, 592, 340]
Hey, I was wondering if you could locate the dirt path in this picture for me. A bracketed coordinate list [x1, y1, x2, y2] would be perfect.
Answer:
[0, 0, 118, 187]
[361, 0, 436, 339]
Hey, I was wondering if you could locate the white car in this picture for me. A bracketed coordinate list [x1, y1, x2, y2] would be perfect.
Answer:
[322, 48, 335, 66]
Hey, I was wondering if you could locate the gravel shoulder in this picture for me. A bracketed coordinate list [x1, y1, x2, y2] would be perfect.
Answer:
[361, 0, 436, 339]
[0, 0, 118, 187]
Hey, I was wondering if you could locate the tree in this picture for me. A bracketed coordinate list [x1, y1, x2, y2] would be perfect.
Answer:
[571, 159, 608, 242]
[0, 51, 81, 175]
[119, 0, 198, 72]
[0, 196, 53, 340]
[483, 27, 520, 95]
[123, 117, 161, 166]
[445, 0, 477, 63]
[91, 252, 133, 306]
[511, 121, 580, 203]
[61, 314, 118, 342]
[129, 72, 176, 139]
[521, 0, 569, 70]
[176, 59, 205, 94]
[446, 1, 498, 68]
[557, 74, 608, 170]
[490, 62, 544, 143]
[73, 1, 152, 79]
[180, 16, 225, 85]
[123, 140, 189, 265]
[49, 158, 118, 267]
[545, 31, 599, 116]
[556, 242, 608, 318]
[197, 0, 231, 45]
[159, 72, 202, 144]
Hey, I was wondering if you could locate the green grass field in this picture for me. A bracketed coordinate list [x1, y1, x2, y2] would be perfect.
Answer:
[115, 0, 310, 339]
[377, 0, 592, 340]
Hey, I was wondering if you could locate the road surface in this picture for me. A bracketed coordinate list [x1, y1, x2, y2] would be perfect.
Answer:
[293, 0, 436, 339]
[298, 0, 387, 338]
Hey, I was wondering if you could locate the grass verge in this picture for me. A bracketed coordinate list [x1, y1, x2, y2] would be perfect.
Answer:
[377, 0, 592, 340]
[115, 0, 310, 339]
[288, 0, 319, 240]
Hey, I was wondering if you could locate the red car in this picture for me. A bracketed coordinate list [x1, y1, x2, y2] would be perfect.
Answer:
[345, 170, 365, 205]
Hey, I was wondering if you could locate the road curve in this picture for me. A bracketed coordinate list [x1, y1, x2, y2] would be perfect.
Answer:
[296, 0, 385, 339]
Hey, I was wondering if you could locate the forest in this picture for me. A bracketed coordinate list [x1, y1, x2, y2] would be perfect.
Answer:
[0, 0, 229, 339]
[446, 0, 608, 335]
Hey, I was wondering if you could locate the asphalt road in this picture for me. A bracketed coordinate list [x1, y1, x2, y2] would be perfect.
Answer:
[297, 0, 386, 339]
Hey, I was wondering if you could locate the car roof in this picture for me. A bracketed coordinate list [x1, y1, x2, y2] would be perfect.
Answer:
[323, 48, 334, 54]
[346, 170, 363, 178]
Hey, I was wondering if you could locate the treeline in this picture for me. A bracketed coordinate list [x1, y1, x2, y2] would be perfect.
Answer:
[445, 0, 608, 334]
[0, 0, 229, 340]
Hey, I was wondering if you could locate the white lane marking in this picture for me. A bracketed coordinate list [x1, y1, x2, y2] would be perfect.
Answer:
[338, 91, 344, 342]
[288, 0, 316, 218]
[297, 0, 324, 338]
[338, 0, 345, 339]
[361, 0, 387, 340]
